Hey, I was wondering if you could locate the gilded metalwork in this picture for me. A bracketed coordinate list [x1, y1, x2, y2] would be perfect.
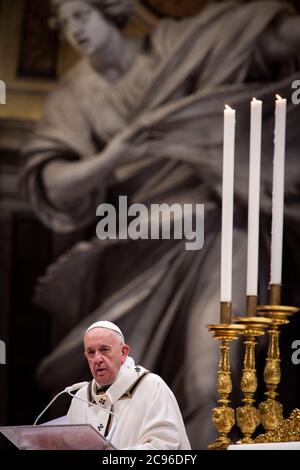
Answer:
[259, 399, 283, 431]
[257, 301, 299, 432]
[255, 408, 300, 443]
[207, 282, 299, 447]
[235, 316, 271, 443]
[211, 406, 235, 450]
[236, 405, 260, 440]
[206, 323, 245, 450]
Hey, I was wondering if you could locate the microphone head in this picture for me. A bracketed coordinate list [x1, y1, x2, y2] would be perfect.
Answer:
[65, 381, 89, 392]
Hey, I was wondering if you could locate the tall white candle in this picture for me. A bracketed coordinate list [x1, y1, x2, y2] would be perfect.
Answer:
[221, 105, 236, 304]
[246, 98, 262, 296]
[270, 95, 287, 285]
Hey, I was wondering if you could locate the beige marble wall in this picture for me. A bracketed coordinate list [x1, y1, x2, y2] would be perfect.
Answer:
[0, 0, 79, 122]
[0, 0, 188, 122]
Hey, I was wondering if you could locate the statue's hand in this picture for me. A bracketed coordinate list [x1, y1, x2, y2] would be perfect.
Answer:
[102, 122, 149, 164]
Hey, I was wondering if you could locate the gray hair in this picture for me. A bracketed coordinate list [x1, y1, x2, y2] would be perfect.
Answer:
[51, 0, 133, 30]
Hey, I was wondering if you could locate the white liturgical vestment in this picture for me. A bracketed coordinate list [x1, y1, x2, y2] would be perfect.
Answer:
[67, 357, 191, 450]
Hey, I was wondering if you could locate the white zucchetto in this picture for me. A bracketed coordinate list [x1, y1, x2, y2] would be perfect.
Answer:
[85, 320, 124, 341]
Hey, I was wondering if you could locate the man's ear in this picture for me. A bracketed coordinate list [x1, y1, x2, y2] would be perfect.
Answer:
[121, 344, 130, 363]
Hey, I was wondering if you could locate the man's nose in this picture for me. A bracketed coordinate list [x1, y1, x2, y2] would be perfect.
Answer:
[94, 351, 104, 362]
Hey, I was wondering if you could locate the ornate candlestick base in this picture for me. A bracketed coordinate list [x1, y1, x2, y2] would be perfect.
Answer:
[257, 304, 299, 432]
[255, 408, 300, 443]
[234, 316, 271, 443]
[206, 324, 245, 450]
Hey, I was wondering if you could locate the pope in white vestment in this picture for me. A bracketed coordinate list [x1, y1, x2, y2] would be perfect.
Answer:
[67, 321, 191, 450]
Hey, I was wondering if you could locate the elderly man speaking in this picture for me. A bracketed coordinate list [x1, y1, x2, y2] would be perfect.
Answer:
[67, 321, 191, 450]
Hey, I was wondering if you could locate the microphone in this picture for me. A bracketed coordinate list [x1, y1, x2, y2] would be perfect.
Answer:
[66, 390, 117, 442]
[64, 381, 89, 393]
[33, 381, 88, 426]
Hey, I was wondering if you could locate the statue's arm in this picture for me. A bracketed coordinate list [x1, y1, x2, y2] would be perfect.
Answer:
[42, 123, 146, 207]
[43, 144, 122, 207]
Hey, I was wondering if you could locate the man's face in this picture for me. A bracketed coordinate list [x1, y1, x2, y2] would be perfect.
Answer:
[58, 1, 114, 56]
[84, 328, 129, 386]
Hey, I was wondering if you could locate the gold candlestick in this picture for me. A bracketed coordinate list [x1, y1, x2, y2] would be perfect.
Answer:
[207, 321, 245, 450]
[220, 301, 232, 324]
[257, 284, 299, 432]
[246, 295, 258, 317]
[269, 283, 281, 305]
[235, 303, 272, 443]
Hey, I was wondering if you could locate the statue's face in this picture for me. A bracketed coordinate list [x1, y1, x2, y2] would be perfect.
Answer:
[58, 1, 114, 56]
